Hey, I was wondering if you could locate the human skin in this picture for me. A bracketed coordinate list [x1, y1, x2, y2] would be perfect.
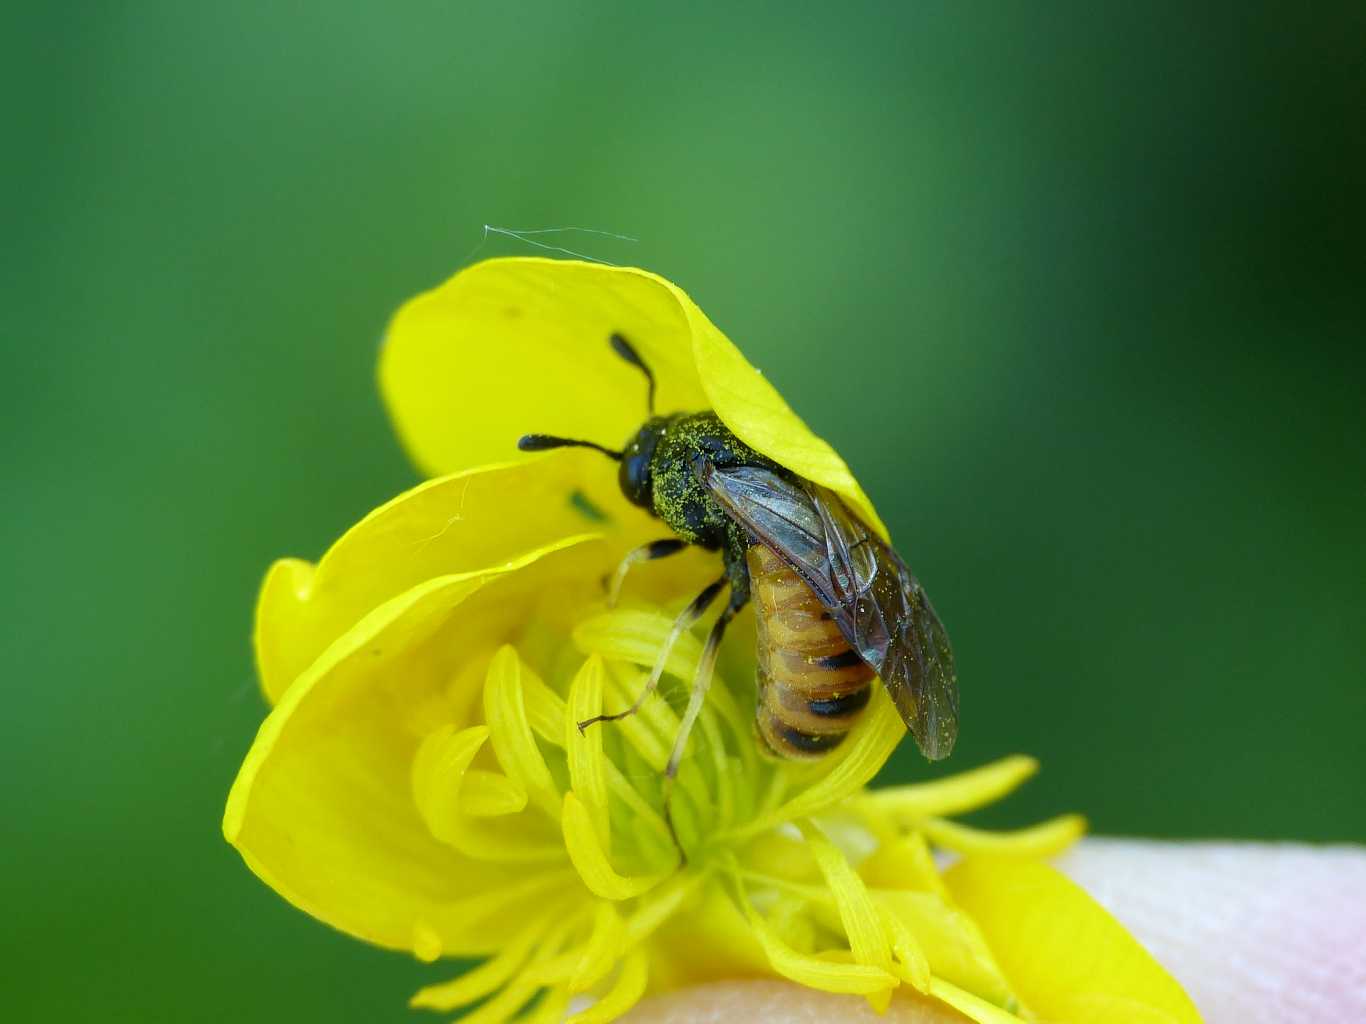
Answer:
[624, 840, 1366, 1023]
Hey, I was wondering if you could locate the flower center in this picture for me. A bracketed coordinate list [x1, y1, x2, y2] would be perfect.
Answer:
[403, 601, 1079, 1023]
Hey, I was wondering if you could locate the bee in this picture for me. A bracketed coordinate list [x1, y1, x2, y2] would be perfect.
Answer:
[519, 333, 958, 783]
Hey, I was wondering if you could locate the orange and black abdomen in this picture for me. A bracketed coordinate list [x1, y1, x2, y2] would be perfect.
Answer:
[748, 544, 874, 758]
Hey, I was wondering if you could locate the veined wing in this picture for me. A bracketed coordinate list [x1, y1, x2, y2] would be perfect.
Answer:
[699, 461, 959, 759]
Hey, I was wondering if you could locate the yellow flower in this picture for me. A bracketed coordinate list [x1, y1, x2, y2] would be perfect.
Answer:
[225, 258, 1201, 1023]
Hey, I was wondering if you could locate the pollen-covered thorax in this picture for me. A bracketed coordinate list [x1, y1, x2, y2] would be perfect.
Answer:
[638, 411, 778, 550]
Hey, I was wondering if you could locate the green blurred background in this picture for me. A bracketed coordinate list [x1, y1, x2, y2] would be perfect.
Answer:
[5, 2, 1363, 1020]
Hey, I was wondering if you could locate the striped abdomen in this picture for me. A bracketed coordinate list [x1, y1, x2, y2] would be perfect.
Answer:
[748, 544, 874, 758]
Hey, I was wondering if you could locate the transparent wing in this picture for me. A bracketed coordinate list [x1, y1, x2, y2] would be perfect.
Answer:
[699, 461, 959, 760]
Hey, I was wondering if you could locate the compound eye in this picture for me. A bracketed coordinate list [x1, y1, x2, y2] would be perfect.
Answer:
[618, 451, 652, 508]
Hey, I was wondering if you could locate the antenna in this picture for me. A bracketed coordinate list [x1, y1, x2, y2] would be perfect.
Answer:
[609, 333, 656, 415]
[517, 434, 623, 460]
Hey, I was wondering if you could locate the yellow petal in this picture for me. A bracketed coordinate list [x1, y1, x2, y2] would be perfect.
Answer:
[928, 978, 1028, 1024]
[583, 657, 715, 839]
[517, 907, 596, 986]
[381, 258, 705, 476]
[743, 902, 898, 996]
[879, 903, 932, 993]
[603, 766, 675, 869]
[573, 608, 703, 683]
[799, 823, 894, 975]
[458, 769, 528, 817]
[944, 856, 1202, 1024]
[645, 877, 771, 991]
[595, 663, 673, 771]
[253, 557, 314, 704]
[410, 724, 562, 862]
[566, 949, 649, 1024]
[624, 871, 702, 944]
[568, 901, 627, 992]
[409, 916, 547, 1010]
[255, 453, 619, 704]
[523, 988, 572, 1024]
[561, 791, 670, 900]
[520, 662, 571, 746]
[379, 257, 885, 537]
[224, 536, 601, 958]
[860, 755, 1039, 825]
[922, 813, 1086, 859]
[713, 854, 897, 997]
[447, 977, 542, 1024]
[483, 645, 562, 818]
[566, 656, 611, 842]
[876, 890, 1016, 1007]
[859, 832, 950, 898]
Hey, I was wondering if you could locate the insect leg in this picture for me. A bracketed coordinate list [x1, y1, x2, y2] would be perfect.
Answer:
[664, 600, 736, 783]
[607, 538, 688, 608]
[662, 591, 743, 855]
[577, 575, 726, 732]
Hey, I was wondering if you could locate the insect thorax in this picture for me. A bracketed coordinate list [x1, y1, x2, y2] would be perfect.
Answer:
[644, 411, 777, 551]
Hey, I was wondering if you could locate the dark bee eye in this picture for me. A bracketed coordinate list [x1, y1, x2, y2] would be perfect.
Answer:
[618, 448, 653, 507]
[617, 418, 667, 511]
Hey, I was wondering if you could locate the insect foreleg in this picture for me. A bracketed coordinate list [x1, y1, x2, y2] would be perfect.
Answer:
[577, 574, 726, 733]
[606, 538, 688, 608]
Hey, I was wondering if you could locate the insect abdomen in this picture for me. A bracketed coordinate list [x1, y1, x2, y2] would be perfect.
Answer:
[748, 544, 874, 759]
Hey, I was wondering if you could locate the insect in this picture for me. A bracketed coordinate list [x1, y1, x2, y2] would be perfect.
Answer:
[519, 333, 958, 786]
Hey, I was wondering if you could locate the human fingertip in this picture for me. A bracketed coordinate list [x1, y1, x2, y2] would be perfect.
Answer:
[622, 978, 969, 1023]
